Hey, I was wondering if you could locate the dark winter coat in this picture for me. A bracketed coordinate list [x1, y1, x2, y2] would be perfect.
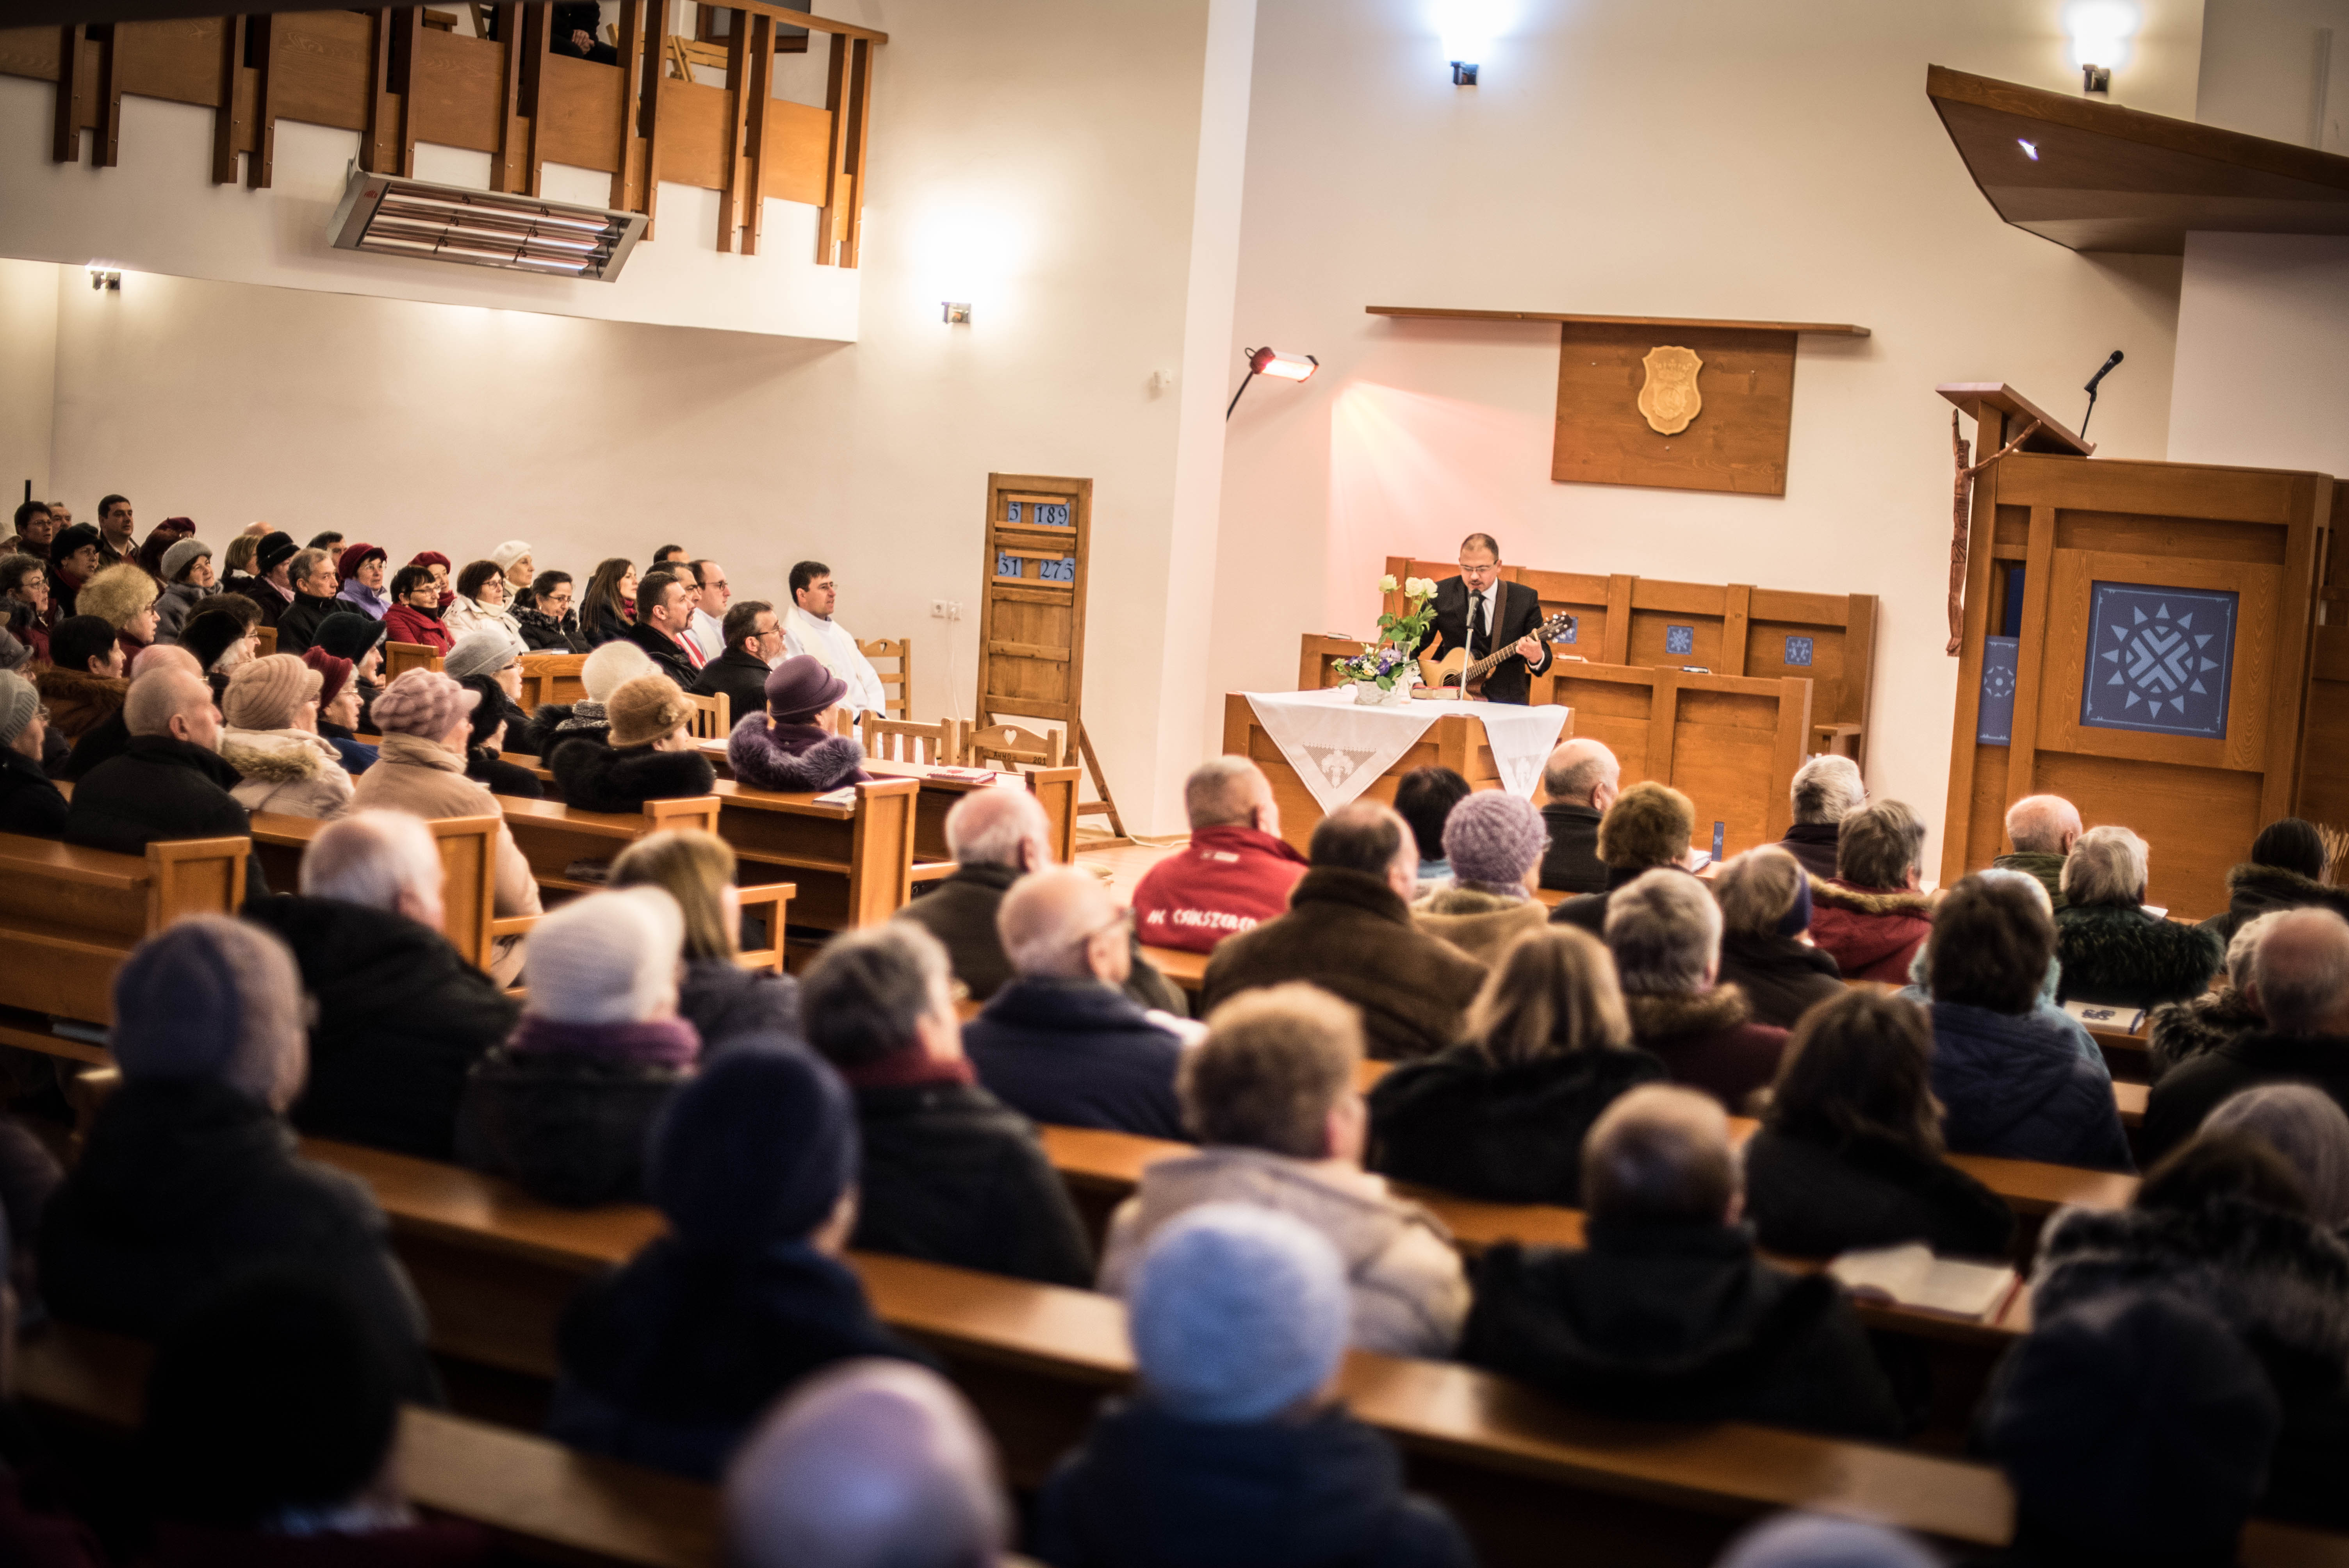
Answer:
[465, 747, 542, 799]
[57, 709, 128, 781]
[39, 1078, 436, 1400]
[2033, 1195, 2349, 1530]
[1807, 877, 1934, 984]
[1621, 987, 1787, 1112]
[1991, 849, 2070, 911]
[550, 1239, 927, 1482]
[1538, 801, 1607, 894]
[1776, 821, 1842, 880]
[1548, 861, 1676, 937]
[454, 1041, 692, 1206]
[691, 648, 770, 732]
[549, 738, 713, 814]
[583, 600, 630, 648]
[32, 666, 127, 743]
[1460, 1222, 1903, 1438]
[897, 860, 1187, 1014]
[1715, 930, 1843, 1030]
[146, 1520, 494, 1566]
[1928, 1000, 2133, 1171]
[2142, 1030, 2349, 1163]
[527, 699, 608, 755]
[846, 1074, 1094, 1286]
[1035, 1398, 1476, 1568]
[64, 735, 269, 898]
[1741, 1126, 2015, 1261]
[2148, 983, 2264, 1082]
[2053, 901, 2221, 1009]
[1201, 867, 1488, 1061]
[726, 713, 869, 793]
[0, 747, 67, 839]
[964, 977, 1188, 1140]
[515, 603, 588, 653]
[618, 622, 700, 689]
[1365, 1044, 1669, 1205]
[2198, 860, 2349, 948]
[243, 894, 519, 1160]
[271, 590, 340, 655]
[677, 957, 802, 1055]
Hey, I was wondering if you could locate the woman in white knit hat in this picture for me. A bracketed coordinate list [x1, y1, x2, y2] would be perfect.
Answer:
[492, 540, 535, 608]
[219, 652, 355, 821]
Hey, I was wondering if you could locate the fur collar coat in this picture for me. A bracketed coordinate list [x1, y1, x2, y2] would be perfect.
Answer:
[2053, 901, 2222, 1009]
[1805, 877, 1935, 984]
[1409, 884, 1550, 969]
[2148, 983, 2264, 1082]
[549, 738, 714, 815]
[2202, 861, 2349, 947]
[725, 713, 869, 794]
[219, 726, 356, 821]
[1620, 985, 1787, 1114]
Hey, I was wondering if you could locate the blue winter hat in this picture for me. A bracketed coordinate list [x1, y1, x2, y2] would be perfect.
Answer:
[647, 1041, 858, 1250]
[1775, 873, 1813, 938]
[1129, 1204, 1349, 1424]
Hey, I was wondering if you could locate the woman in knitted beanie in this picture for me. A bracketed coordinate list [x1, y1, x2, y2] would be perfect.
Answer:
[334, 543, 390, 620]
[153, 537, 215, 645]
[551, 674, 715, 814]
[1409, 790, 1551, 968]
[0, 667, 66, 839]
[219, 653, 355, 821]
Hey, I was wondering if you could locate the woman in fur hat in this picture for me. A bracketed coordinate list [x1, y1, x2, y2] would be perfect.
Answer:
[727, 655, 869, 794]
[551, 674, 715, 813]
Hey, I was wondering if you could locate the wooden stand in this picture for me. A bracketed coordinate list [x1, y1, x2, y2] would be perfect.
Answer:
[972, 472, 1128, 843]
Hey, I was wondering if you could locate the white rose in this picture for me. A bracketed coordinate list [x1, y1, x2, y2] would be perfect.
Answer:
[1379, 574, 1398, 593]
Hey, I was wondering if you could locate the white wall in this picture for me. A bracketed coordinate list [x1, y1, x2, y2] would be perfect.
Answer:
[2197, 0, 2349, 146]
[0, 258, 59, 511]
[2168, 232, 2349, 475]
[1207, 0, 2203, 868]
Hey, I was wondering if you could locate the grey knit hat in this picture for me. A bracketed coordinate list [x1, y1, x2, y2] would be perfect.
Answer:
[1128, 1204, 1348, 1424]
[0, 625, 30, 675]
[111, 915, 307, 1107]
[159, 538, 213, 584]
[0, 669, 38, 746]
[443, 629, 519, 682]
[1441, 789, 1547, 889]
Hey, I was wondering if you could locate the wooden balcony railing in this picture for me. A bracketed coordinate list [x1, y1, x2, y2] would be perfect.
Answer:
[0, 0, 881, 261]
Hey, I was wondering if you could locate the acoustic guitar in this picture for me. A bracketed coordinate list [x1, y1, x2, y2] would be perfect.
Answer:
[1416, 611, 1577, 695]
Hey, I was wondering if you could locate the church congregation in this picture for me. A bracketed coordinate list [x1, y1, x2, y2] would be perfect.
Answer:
[6, 0, 2349, 1564]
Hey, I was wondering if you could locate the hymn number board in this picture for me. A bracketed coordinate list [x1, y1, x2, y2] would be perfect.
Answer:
[976, 472, 1093, 727]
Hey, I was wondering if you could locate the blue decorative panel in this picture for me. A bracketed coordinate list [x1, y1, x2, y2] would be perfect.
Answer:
[994, 552, 1022, 579]
[1038, 556, 1076, 583]
[1665, 624, 1694, 656]
[1784, 636, 1813, 667]
[1004, 502, 1022, 523]
[2079, 583, 2237, 741]
[1977, 635, 2019, 744]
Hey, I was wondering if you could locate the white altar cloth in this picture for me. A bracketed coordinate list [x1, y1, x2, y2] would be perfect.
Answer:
[1242, 688, 1570, 816]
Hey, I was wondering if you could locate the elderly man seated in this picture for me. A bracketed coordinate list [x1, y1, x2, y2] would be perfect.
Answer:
[1996, 793, 2084, 911]
[1605, 868, 1788, 1110]
[725, 1362, 1012, 1568]
[1777, 754, 1865, 880]
[962, 867, 1188, 1140]
[1461, 1084, 1900, 1437]
[894, 786, 1182, 1012]
[2145, 908, 2349, 1158]
[1537, 738, 1620, 894]
[65, 665, 269, 898]
[1100, 983, 1469, 1359]
[1132, 757, 1308, 954]
[243, 811, 519, 1160]
[1201, 801, 1486, 1061]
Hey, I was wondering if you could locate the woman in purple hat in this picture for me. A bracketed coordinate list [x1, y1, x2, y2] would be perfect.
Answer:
[726, 654, 870, 793]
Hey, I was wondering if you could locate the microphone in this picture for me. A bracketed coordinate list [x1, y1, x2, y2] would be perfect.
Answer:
[2079, 349, 2123, 440]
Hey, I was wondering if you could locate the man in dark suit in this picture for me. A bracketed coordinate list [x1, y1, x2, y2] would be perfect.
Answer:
[694, 598, 783, 731]
[1410, 533, 1556, 706]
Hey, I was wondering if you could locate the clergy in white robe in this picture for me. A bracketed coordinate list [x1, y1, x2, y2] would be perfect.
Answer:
[782, 604, 886, 714]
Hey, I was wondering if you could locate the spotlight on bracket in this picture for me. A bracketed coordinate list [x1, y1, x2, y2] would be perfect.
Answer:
[1225, 346, 1318, 420]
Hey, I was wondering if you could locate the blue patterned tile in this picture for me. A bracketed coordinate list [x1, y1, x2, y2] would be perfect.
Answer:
[2078, 582, 2236, 741]
[1978, 635, 2018, 744]
[1784, 636, 1813, 666]
[1665, 624, 1694, 656]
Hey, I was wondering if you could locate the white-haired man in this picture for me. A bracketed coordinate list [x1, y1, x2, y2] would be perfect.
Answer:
[1131, 757, 1307, 954]
[243, 810, 520, 1160]
[1777, 753, 1865, 879]
[1537, 737, 1619, 894]
[1996, 793, 2084, 911]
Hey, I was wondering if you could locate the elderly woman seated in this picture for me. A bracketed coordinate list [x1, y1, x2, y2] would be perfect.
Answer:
[1710, 845, 1843, 1029]
[1410, 790, 1552, 967]
[2055, 825, 2222, 1009]
[1603, 869, 1788, 1112]
[1807, 800, 1936, 983]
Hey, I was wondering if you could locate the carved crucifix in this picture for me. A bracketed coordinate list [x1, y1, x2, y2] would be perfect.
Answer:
[1947, 410, 2041, 656]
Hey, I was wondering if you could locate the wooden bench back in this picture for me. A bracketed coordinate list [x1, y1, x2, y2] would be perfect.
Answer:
[857, 636, 912, 717]
[0, 833, 248, 1024]
[252, 624, 277, 657]
[862, 714, 959, 766]
[516, 651, 588, 713]
[683, 690, 729, 741]
[250, 811, 503, 971]
[966, 721, 1064, 770]
[383, 641, 443, 682]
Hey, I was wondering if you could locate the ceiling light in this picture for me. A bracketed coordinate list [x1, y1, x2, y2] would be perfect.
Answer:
[326, 166, 645, 282]
[1227, 346, 1319, 419]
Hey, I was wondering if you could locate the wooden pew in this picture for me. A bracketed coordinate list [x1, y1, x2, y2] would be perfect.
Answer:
[0, 833, 248, 1029]
[515, 651, 588, 713]
[711, 777, 919, 930]
[249, 811, 506, 971]
[494, 794, 723, 898]
[15, 1322, 722, 1568]
[279, 1141, 2345, 1568]
[384, 641, 444, 682]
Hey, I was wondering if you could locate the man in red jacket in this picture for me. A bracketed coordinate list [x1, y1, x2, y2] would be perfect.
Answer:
[1132, 758, 1307, 953]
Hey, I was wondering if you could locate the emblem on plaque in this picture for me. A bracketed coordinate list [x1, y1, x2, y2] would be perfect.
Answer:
[1637, 345, 1704, 435]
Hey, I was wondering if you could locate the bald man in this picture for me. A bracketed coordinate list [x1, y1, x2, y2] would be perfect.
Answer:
[1131, 757, 1308, 953]
[61, 642, 202, 782]
[961, 866, 1188, 1140]
[893, 786, 1184, 1014]
[1538, 738, 1620, 893]
[2144, 908, 2349, 1158]
[1461, 1084, 1900, 1436]
[66, 666, 269, 898]
[1996, 794, 2084, 911]
[725, 1360, 1011, 1568]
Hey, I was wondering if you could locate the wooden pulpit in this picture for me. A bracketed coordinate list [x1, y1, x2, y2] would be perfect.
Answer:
[1939, 385, 2335, 920]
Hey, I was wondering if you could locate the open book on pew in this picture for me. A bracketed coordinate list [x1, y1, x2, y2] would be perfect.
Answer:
[2062, 998, 2148, 1034]
[1827, 1244, 2021, 1322]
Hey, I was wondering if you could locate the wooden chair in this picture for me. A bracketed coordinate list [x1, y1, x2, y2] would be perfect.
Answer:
[667, 34, 728, 79]
[861, 714, 959, 766]
[733, 882, 795, 974]
[383, 641, 442, 682]
[858, 637, 911, 717]
[683, 690, 729, 741]
[964, 722, 1064, 770]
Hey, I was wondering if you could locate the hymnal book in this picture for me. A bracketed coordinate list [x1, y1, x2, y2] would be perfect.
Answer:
[811, 786, 859, 806]
[1827, 1244, 2020, 1322]
[923, 766, 1001, 783]
[2062, 998, 2147, 1035]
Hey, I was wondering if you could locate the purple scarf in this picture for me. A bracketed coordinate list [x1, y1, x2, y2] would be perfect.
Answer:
[507, 1012, 700, 1068]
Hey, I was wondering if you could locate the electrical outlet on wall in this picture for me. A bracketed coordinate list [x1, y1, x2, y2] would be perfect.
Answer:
[930, 600, 962, 620]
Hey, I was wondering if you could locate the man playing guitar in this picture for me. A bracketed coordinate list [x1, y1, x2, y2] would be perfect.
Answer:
[1410, 533, 1557, 705]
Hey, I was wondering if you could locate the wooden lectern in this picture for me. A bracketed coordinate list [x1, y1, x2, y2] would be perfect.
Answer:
[1939, 384, 2336, 920]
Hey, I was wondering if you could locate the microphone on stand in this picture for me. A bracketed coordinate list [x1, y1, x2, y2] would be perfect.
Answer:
[2079, 349, 2123, 440]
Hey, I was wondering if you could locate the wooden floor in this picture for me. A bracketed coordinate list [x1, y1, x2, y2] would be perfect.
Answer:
[1076, 836, 1184, 901]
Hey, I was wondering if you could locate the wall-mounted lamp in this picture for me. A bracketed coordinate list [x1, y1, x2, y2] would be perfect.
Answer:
[2064, 0, 2136, 95]
[1226, 346, 1317, 420]
[2081, 63, 2111, 94]
[87, 264, 120, 291]
[1437, 0, 1509, 87]
[942, 302, 972, 324]
[1450, 61, 1478, 86]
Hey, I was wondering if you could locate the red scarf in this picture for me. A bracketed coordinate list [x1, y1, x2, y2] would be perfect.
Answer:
[833, 1048, 975, 1091]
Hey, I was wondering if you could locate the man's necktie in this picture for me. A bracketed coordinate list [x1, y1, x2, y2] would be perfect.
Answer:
[1468, 590, 1488, 660]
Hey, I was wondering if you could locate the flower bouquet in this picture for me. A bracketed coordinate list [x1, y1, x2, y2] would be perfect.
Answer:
[1331, 575, 1438, 705]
